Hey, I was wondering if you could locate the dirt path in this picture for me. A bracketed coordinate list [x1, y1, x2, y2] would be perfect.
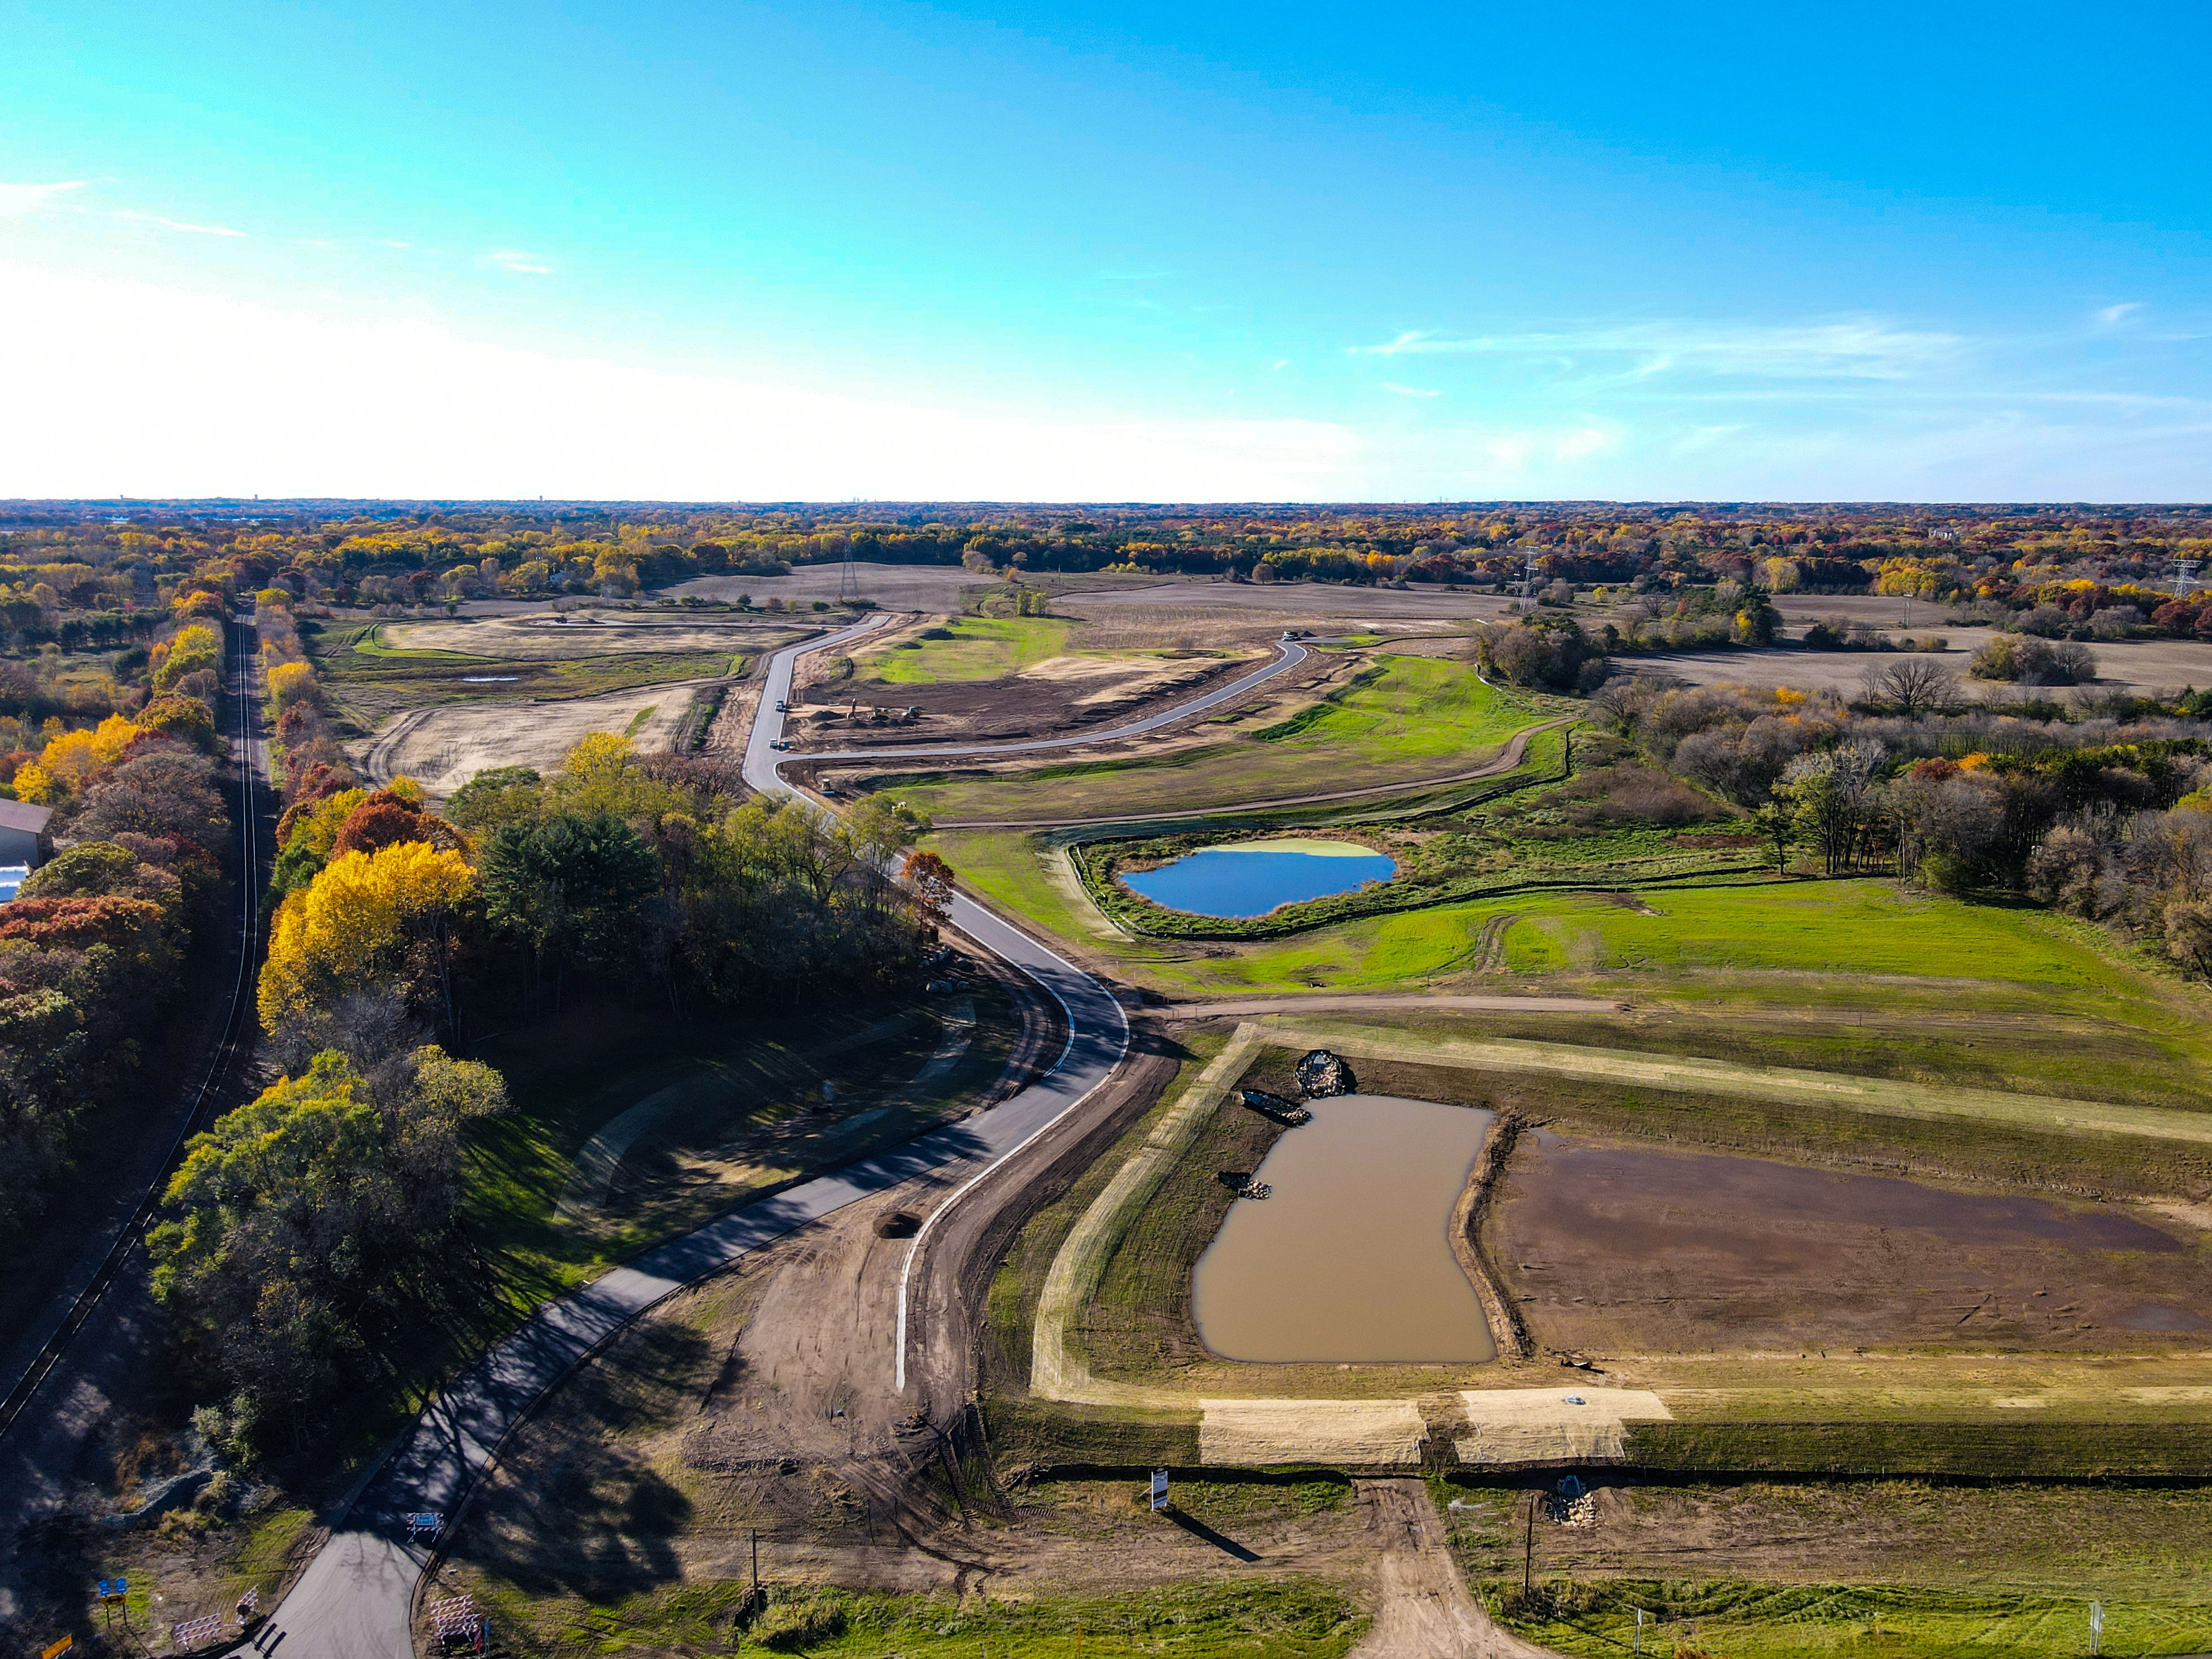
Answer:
[935, 717, 1575, 829]
[1163, 992, 1623, 1020]
[1255, 1018, 2212, 1148]
[1349, 1480, 1559, 1659]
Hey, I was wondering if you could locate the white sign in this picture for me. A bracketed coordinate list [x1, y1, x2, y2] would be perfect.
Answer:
[1149, 1470, 1168, 1512]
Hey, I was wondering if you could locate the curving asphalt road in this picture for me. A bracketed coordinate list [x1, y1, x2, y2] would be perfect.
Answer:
[259, 615, 1138, 1659]
[776, 632, 1310, 771]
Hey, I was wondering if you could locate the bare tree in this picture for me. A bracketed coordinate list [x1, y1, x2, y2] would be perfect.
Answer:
[1862, 656, 1960, 716]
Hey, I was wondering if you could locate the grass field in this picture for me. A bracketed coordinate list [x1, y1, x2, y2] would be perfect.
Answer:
[855, 614, 1073, 682]
[885, 654, 1542, 820]
[458, 995, 1014, 1320]
[310, 620, 746, 727]
[1486, 1574, 2212, 1659]
[459, 1568, 1363, 1659]
[947, 831, 2202, 1014]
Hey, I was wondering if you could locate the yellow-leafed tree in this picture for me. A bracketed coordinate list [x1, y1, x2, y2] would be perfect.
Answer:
[266, 661, 316, 712]
[33, 713, 142, 795]
[259, 840, 478, 1033]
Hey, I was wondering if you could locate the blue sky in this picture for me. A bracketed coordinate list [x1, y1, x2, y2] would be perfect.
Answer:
[2, 0, 2207, 500]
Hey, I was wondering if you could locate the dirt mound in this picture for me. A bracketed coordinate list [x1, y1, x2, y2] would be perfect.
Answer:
[1296, 1049, 1358, 1098]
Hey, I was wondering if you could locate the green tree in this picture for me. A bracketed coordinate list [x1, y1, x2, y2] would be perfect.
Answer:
[481, 811, 659, 1004]
[150, 1046, 505, 1455]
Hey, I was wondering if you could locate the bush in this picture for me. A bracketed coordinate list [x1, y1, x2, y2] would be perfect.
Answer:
[138, 695, 220, 753]
[1969, 634, 2096, 686]
[750, 1595, 845, 1651]
[1479, 615, 1605, 691]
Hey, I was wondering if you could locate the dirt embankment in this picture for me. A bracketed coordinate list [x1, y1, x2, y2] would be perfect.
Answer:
[1453, 1115, 1534, 1361]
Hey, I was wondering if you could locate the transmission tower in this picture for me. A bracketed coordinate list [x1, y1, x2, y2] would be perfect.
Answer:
[838, 541, 858, 603]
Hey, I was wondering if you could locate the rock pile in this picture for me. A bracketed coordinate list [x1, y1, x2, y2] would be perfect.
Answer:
[1295, 1048, 1358, 1098]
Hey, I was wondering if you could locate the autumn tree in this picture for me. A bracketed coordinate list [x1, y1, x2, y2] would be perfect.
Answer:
[151, 1045, 506, 1455]
[259, 840, 479, 1035]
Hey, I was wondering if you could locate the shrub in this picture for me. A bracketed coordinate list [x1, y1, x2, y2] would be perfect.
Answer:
[1969, 634, 2096, 685]
[1479, 615, 1606, 691]
[750, 1596, 845, 1651]
[139, 696, 220, 753]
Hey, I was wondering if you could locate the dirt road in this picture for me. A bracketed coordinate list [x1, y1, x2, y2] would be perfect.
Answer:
[1349, 1481, 1557, 1659]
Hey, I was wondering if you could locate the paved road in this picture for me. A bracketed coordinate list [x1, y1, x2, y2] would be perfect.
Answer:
[262, 615, 1136, 1659]
[777, 633, 1310, 771]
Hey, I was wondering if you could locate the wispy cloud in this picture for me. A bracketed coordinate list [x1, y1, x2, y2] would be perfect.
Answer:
[1552, 427, 1608, 461]
[107, 207, 246, 237]
[1381, 381, 1439, 398]
[0, 180, 85, 216]
[1351, 319, 1966, 381]
[2093, 301, 2144, 327]
[481, 247, 553, 275]
[3, 180, 246, 236]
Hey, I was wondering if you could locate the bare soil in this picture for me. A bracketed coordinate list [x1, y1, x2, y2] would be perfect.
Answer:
[437, 1189, 1380, 1610]
[802, 649, 1351, 794]
[359, 682, 707, 795]
[1448, 1477, 2212, 1600]
[386, 613, 802, 658]
[1490, 1129, 2212, 1356]
[786, 644, 1271, 750]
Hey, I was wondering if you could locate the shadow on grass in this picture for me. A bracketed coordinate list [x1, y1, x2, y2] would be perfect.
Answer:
[1162, 1505, 1261, 1563]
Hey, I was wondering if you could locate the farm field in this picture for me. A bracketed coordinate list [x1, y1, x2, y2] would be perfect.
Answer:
[359, 682, 709, 794]
[1462, 1477, 2212, 1659]
[385, 610, 806, 658]
[851, 613, 1073, 681]
[311, 620, 744, 726]
[878, 654, 1549, 822]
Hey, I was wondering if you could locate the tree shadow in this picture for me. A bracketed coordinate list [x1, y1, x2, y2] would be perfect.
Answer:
[462, 1435, 694, 1600]
[1161, 1505, 1260, 1563]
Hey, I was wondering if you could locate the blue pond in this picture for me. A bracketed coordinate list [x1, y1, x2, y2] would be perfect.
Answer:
[1119, 839, 1396, 918]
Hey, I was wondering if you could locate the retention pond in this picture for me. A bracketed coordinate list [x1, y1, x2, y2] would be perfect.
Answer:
[1192, 1094, 1496, 1363]
[1119, 837, 1395, 918]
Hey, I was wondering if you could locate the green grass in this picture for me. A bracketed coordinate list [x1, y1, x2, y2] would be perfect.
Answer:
[458, 996, 1015, 1321]
[1503, 883, 2113, 984]
[857, 615, 1072, 683]
[345, 624, 487, 662]
[946, 853, 2178, 1000]
[1489, 1578, 2212, 1659]
[1066, 822, 1767, 943]
[885, 654, 1544, 820]
[933, 845, 2212, 1104]
[465, 1578, 1363, 1659]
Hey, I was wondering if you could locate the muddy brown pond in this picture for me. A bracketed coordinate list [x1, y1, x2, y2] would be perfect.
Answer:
[1192, 1094, 1496, 1363]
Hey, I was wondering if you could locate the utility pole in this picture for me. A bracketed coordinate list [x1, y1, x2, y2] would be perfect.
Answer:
[1523, 1491, 1536, 1595]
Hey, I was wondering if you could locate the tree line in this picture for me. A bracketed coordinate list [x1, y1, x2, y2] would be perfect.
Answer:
[0, 687, 231, 1249]
[1593, 677, 2212, 976]
[155, 719, 949, 1458]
